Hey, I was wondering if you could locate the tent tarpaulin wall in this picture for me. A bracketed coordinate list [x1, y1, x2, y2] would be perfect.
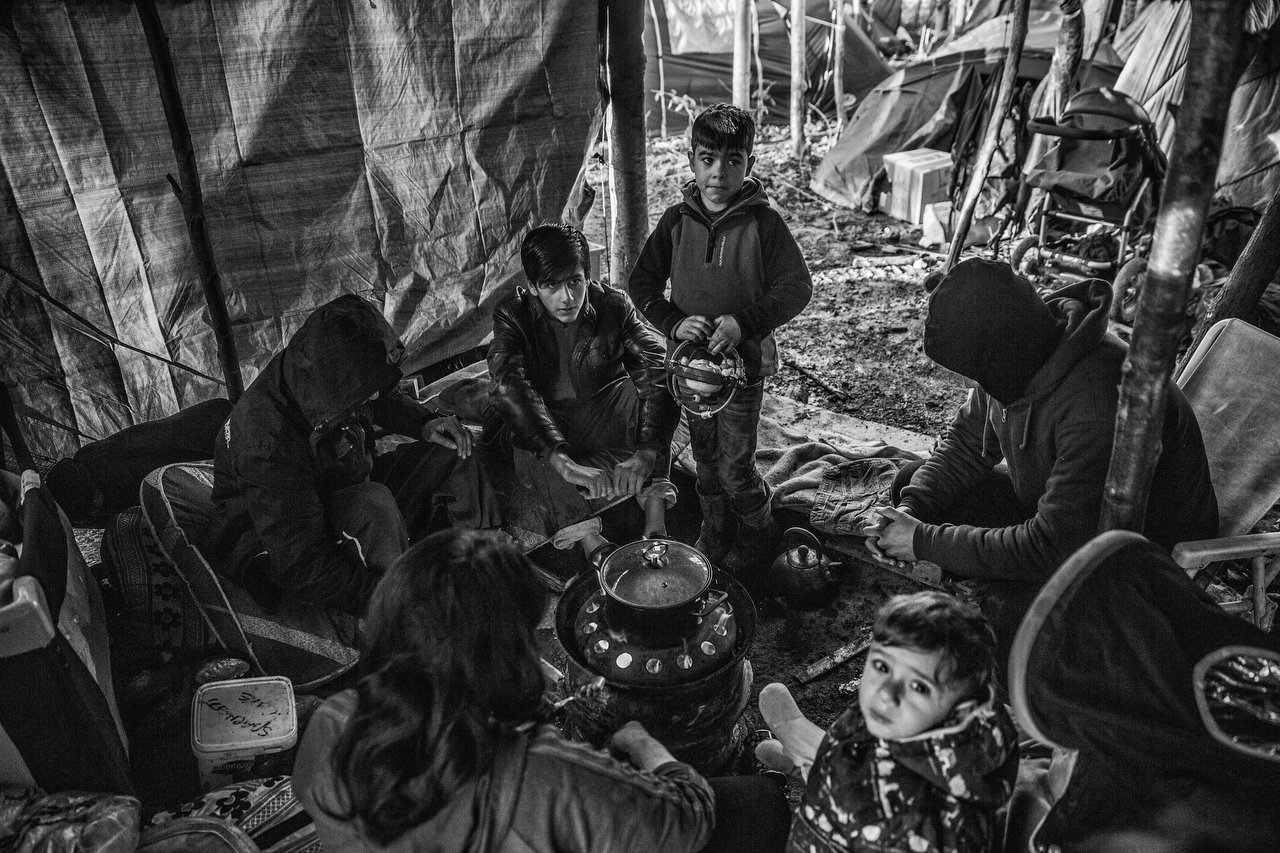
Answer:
[1114, 0, 1280, 212]
[644, 0, 891, 133]
[0, 1, 599, 461]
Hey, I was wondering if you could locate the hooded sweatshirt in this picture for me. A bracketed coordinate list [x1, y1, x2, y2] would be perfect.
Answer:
[787, 686, 1018, 853]
[628, 177, 813, 377]
[211, 295, 432, 614]
[900, 259, 1218, 580]
[293, 690, 716, 853]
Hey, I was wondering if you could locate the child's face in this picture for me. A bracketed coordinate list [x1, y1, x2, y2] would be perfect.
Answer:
[859, 642, 966, 740]
[687, 143, 755, 213]
[533, 265, 588, 324]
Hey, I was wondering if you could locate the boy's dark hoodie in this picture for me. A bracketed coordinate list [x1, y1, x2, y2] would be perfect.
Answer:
[900, 258, 1218, 580]
[628, 177, 812, 377]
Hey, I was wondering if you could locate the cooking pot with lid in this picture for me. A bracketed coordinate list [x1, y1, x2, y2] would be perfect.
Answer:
[593, 539, 728, 641]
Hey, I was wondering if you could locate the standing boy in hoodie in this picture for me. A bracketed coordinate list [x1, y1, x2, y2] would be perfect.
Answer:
[866, 258, 1218, 658]
[629, 103, 812, 576]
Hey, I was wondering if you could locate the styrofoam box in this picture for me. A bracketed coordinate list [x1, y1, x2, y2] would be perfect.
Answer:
[191, 676, 297, 791]
[882, 149, 954, 225]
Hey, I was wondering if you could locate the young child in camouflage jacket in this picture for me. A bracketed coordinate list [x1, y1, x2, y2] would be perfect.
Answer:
[757, 591, 1018, 853]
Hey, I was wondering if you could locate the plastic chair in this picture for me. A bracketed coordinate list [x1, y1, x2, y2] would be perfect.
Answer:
[0, 471, 133, 795]
[1171, 318, 1280, 629]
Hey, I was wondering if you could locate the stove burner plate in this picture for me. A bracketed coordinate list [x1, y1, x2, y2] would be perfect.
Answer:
[573, 590, 738, 685]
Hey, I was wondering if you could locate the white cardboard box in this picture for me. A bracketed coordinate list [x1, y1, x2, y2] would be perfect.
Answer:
[881, 149, 954, 225]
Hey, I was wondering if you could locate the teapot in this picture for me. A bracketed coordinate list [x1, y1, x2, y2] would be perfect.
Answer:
[770, 527, 842, 611]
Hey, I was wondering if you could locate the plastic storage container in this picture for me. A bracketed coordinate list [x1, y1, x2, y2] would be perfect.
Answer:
[881, 148, 954, 224]
[191, 675, 297, 791]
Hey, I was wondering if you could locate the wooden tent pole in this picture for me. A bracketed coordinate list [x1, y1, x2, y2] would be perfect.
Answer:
[135, 0, 243, 402]
[944, 0, 1030, 271]
[734, 0, 753, 109]
[1050, 0, 1084, 116]
[833, 0, 846, 133]
[606, 0, 649, 285]
[1, 383, 35, 472]
[1100, 0, 1250, 534]
[1176, 186, 1280, 379]
[647, 0, 669, 138]
[791, 0, 808, 159]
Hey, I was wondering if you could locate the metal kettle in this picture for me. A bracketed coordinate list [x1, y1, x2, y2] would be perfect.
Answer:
[770, 527, 842, 610]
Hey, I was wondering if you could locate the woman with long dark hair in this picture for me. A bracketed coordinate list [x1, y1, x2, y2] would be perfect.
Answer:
[293, 529, 790, 852]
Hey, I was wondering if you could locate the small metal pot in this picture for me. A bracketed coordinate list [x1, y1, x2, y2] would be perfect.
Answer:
[595, 539, 727, 640]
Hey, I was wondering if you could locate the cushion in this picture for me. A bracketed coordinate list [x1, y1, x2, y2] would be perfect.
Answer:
[143, 776, 319, 853]
[140, 464, 358, 692]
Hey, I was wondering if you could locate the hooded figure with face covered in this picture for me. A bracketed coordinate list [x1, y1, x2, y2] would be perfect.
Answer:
[211, 295, 494, 619]
[866, 259, 1218, 658]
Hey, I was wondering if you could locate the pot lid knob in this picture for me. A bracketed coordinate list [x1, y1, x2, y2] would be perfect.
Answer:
[643, 541, 669, 568]
[791, 544, 820, 568]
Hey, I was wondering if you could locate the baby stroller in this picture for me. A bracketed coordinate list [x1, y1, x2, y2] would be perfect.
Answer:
[1010, 88, 1167, 309]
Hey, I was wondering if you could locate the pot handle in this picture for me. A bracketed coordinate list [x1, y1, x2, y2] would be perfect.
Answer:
[784, 527, 824, 554]
[694, 588, 730, 618]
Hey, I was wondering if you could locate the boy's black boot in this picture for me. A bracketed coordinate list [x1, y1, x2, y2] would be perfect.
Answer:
[722, 496, 780, 585]
[695, 487, 737, 568]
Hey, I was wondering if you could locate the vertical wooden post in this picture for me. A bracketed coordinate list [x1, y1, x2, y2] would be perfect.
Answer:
[1100, 0, 1249, 534]
[1178, 186, 1280, 378]
[0, 383, 35, 472]
[950, 0, 966, 36]
[1050, 0, 1084, 116]
[135, 0, 243, 402]
[790, 0, 807, 159]
[734, 0, 753, 109]
[647, 0, 669, 138]
[832, 0, 847, 132]
[944, 0, 1029, 271]
[607, 0, 650, 286]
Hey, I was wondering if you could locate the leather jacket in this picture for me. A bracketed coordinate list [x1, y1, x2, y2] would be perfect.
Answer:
[486, 281, 678, 458]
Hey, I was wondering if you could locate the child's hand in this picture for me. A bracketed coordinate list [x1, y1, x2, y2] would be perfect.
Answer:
[758, 682, 825, 782]
[708, 315, 742, 354]
[674, 315, 714, 342]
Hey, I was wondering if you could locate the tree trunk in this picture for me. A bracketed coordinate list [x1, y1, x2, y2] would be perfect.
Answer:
[734, 0, 752, 109]
[1100, 0, 1249, 534]
[1050, 0, 1084, 116]
[1177, 186, 1280, 378]
[832, 0, 846, 132]
[1119, 0, 1139, 29]
[607, 0, 649, 285]
[136, 0, 243, 402]
[791, 0, 808, 159]
[944, 0, 1030, 271]
[647, 0, 669, 137]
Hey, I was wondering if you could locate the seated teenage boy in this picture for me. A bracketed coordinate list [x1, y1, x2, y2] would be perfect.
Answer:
[487, 223, 680, 561]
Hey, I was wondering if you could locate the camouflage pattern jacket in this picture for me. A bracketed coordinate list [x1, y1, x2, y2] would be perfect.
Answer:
[788, 687, 1018, 853]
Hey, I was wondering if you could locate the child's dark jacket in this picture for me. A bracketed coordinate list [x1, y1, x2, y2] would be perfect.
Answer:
[789, 687, 1018, 853]
[628, 177, 812, 378]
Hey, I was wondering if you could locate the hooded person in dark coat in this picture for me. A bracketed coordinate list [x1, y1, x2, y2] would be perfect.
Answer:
[211, 294, 493, 617]
[865, 258, 1218, 658]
